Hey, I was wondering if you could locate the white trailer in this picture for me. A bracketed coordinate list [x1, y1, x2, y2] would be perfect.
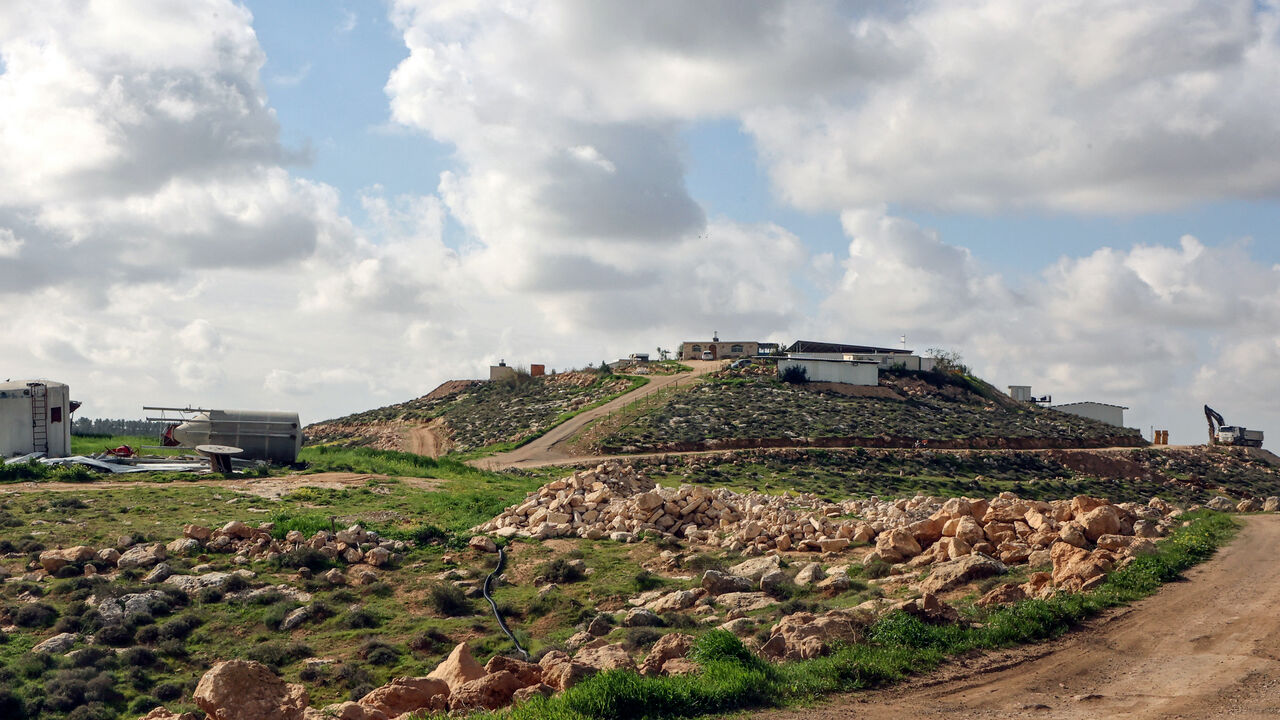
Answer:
[0, 380, 75, 458]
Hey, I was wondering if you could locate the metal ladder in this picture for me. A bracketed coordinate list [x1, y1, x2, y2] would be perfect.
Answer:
[29, 382, 48, 454]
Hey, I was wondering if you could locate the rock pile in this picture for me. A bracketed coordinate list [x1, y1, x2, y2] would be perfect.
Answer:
[478, 464, 1185, 586]
[35, 521, 406, 580]
[142, 639, 696, 720]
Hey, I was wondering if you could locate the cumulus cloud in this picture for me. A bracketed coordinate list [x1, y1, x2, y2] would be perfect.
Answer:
[744, 0, 1280, 213]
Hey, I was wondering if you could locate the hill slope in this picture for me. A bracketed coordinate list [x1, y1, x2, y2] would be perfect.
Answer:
[594, 366, 1143, 453]
[305, 371, 640, 454]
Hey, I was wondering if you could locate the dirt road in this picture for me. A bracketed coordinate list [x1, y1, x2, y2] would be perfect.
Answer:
[752, 514, 1280, 720]
[474, 361, 720, 470]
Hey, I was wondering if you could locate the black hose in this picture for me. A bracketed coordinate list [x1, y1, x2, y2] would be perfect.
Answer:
[483, 545, 529, 661]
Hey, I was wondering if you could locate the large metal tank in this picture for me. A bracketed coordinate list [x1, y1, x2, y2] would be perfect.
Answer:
[167, 410, 302, 464]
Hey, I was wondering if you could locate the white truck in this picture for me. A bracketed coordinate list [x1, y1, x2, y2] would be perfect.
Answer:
[1217, 426, 1265, 448]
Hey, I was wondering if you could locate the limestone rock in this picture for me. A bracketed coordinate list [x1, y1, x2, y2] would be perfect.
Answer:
[118, 543, 167, 570]
[193, 660, 309, 720]
[32, 632, 78, 654]
[426, 643, 486, 693]
[976, 583, 1027, 607]
[485, 656, 543, 688]
[449, 671, 523, 711]
[574, 643, 636, 672]
[728, 555, 782, 582]
[701, 570, 753, 596]
[539, 650, 597, 691]
[875, 528, 921, 563]
[623, 607, 663, 627]
[639, 633, 694, 676]
[920, 554, 1007, 594]
[793, 562, 825, 586]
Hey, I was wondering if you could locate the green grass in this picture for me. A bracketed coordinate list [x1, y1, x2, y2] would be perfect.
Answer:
[454, 511, 1238, 720]
[69, 434, 186, 457]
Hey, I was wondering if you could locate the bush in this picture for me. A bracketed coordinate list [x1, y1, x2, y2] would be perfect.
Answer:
[129, 696, 162, 714]
[340, 607, 382, 629]
[622, 627, 662, 651]
[246, 640, 313, 669]
[780, 365, 809, 384]
[15, 602, 58, 628]
[157, 613, 203, 641]
[134, 624, 159, 643]
[275, 547, 331, 572]
[95, 622, 135, 647]
[85, 671, 122, 703]
[0, 688, 25, 720]
[408, 628, 451, 655]
[535, 558, 585, 584]
[197, 587, 224, 604]
[361, 639, 401, 666]
[64, 702, 114, 720]
[263, 601, 297, 631]
[632, 570, 664, 592]
[223, 574, 249, 593]
[120, 646, 158, 667]
[153, 681, 183, 702]
[426, 583, 473, 617]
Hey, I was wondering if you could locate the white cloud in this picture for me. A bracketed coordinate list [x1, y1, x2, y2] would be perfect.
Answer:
[743, 0, 1280, 214]
[0, 227, 22, 257]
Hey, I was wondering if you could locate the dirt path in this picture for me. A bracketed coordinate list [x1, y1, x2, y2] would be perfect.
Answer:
[473, 361, 721, 470]
[405, 417, 449, 458]
[0, 472, 440, 498]
[751, 514, 1280, 720]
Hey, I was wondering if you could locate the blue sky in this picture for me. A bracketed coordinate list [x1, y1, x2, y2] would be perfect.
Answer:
[1, 0, 1278, 444]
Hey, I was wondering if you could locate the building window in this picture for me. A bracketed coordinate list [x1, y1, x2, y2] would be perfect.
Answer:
[51, 407, 62, 423]
[691, 345, 701, 352]
[731, 344, 744, 354]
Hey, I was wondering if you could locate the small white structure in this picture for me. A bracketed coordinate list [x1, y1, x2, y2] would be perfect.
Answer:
[1052, 401, 1128, 428]
[778, 356, 880, 386]
[1008, 386, 1033, 403]
[0, 380, 74, 458]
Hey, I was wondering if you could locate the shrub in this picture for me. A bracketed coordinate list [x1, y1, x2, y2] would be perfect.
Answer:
[0, 688, 24, 720]
[408, 628, 451, 655]
[274, 547, 331, 572]
[120, 647, 158, 667]
[223, 574, 249, 593]
[197, 587, 224, 604]
[780, 365, 809, 384]
[263, 601, 297, 631]
[340, 607, 381, 629]
[862, 558, 892, 579]
[129, 696, 162, 714]
[622, 627, 662, 651]
[361, 639, 401, 666]
[535, 558, 585, 584]
[157, 613, 203, 641]
[134, 624, 160, 643]
[246, 641, 313, 669]
[95, 622, 135, 647]
[426, 583, 472, 618]
[632, 570, 664, 592]
[153, 681, 183, 702]
[15, 602, 58, 628]
[84, 671, 122, 703]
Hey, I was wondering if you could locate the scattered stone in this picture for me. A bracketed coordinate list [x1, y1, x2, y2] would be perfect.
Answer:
[623, 607, 663, 627]
[118, 543, 167, 570]
[701, 570, 753, 596]
[468, 536, 498, 553]
[32, 632, 78, 654]
[574, 643, 636, 672]
[639, 633, 694, 676]
[920, 554, 1007, 594]
[143, 563, 173, 584]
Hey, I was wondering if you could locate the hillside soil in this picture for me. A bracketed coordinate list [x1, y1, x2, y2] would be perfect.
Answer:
[750, 513, 1280, 720]
[474, 360, 720, 470]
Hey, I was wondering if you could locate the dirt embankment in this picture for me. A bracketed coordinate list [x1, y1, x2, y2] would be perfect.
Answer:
[751, 514, 1280, 720]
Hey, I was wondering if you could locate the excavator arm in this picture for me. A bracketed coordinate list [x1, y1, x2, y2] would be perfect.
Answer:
[1205, 405, 1226, 445]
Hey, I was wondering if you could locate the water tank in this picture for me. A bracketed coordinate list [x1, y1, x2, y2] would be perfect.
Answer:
[169, 410, 302, 464]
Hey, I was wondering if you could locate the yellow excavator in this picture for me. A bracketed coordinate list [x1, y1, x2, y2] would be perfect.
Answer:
[1204, 405, 1265, 447]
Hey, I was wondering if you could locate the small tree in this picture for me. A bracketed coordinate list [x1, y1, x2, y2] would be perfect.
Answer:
[779, 364, 809, 384]
[657, 347, 671, 362]
[926, 348, 970, 375]
[599, 360, 613, 375]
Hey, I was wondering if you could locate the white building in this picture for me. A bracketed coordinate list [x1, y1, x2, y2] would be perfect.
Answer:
[778, 356, 880, 386]
[1052, 401, 1128, 428]
[783, 340, 937, 371]
[0, 380, 74, 458]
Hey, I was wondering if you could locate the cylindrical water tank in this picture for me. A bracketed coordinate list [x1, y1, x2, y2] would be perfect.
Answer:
[170, 410, 302, 464]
